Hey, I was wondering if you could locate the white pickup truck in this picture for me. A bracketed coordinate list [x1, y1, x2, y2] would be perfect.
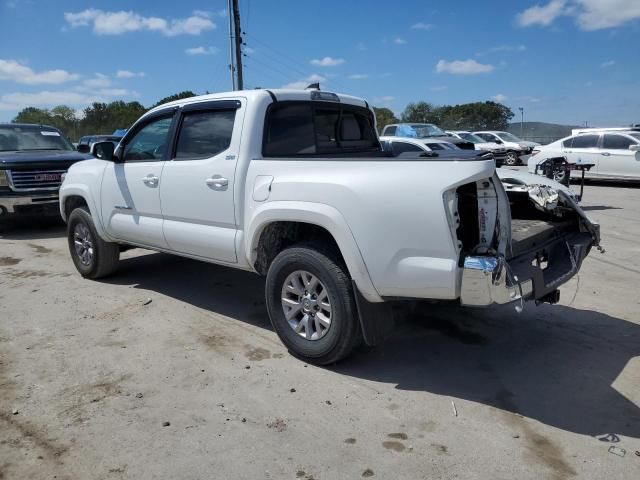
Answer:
[59, 88, 601, 364]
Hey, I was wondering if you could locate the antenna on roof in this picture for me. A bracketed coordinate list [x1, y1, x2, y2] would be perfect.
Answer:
[305, 83, 320, 90]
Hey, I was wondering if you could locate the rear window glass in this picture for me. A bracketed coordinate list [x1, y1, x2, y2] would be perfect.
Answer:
[571, 135, 599, 148]
[175, 109, 236, 160]
[263, 102, 379, 156]
[602, 134, 635, 150]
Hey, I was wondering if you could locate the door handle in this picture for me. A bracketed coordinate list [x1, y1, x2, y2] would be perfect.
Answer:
[601, 152, 611, 156]
[142, 174, 159, 186]
[206, 175, 229, 189]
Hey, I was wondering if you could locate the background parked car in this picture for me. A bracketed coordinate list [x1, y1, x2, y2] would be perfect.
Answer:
[381, 123, 475, 150]
[447, 130, 507, 166]
[0, 123, 92, 219]
[528, 131, 640, 181]
[77, 134, 123, 154]
[379, 135, 577, 199]
[474, 131, 540, 166]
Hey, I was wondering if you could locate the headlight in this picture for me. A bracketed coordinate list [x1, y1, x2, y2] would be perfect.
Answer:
[0, 170, 9, 188]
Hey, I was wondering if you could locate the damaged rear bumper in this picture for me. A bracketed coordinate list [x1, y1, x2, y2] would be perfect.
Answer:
[460, 229, 596, 307]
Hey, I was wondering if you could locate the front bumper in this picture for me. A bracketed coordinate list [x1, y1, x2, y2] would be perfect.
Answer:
[0, 194, 59, 215]
[460, 229, 596, 307]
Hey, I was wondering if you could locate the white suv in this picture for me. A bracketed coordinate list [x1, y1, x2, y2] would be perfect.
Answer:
[474, 131, 540, 166]
[528, 130, 640, 180]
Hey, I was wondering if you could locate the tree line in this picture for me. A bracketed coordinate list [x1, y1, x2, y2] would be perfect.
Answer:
[374, 101, 514, 133]
[11, 92, 514, 141]
[12, 91, 196, 141]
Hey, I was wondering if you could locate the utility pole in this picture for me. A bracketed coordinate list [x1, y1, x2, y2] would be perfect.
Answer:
[232, 0, 244, 90]
[227, 0, 235, 90]
[518, 107, 524, 138]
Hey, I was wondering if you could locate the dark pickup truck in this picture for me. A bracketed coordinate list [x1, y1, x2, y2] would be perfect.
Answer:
[0, 124, 92, 219]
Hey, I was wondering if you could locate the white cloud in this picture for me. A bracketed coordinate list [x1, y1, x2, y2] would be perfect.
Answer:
[348, 74, 368, 80]
[393, 37, 407, 44]
[0, 88, 135, 111]
[83, 73, 110, 88]
[0, 58, 80, 85]
[477, 45, 526, 56]
[600, 59, 616, 68]
[516, 0, 640, 30]
[516, 0, 567, 27]
[436, 59, 494, 75]
[372, 96, 394, 104]
[185, 46, 219, 56]
[310, 57, 344, 67]
[64, 9, 215, 36]
[491, 94, 508, 103]
[116, 70, 145, 78]
[410, 22, 433, 30]
[282, 74, 326, 90]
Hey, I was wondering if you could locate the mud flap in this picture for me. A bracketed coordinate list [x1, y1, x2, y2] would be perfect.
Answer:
[352, 281, 395, 346]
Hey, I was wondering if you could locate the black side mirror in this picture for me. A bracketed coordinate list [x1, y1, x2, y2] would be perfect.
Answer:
[93, 141, 115, 161]
[77, 144, 90, 153]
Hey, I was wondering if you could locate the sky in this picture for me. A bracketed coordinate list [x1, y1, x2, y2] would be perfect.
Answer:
[0, 0, 639, 126]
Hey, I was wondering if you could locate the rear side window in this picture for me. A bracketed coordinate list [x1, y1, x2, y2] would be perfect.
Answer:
[571, 135, 599, 148]
[175, 110, 236, 160]
[263, 102, 378, 157]
[602, 134, 635, 150]
[384, 125, 397, 136]
[562, 137, 573, 148]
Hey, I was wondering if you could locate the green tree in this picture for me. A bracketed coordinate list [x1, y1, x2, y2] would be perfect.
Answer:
[13, 107, 53, 125]
[152, 90, 197, 108]
[437, 102, 514, 131]
[400, 101, 440, 124]
[372, 107, 398, 133]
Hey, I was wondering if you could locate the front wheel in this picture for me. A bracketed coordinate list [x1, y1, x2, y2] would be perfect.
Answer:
[265, 244, 361, 365]
[504, 151, 519, 166]
[67, 206, 119, 279]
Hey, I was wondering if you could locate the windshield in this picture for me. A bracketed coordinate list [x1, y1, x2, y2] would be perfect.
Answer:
[398, 123, 446, 138]
[458, 132, 486, 143]
[497, 132, 524, 142]
[0, 126, 74, 152]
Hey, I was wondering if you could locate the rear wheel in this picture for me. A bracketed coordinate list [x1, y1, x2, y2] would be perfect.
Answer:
[504, 151, 519, 166]
[265, 244, 361, 365]
[67, 206, 119, 279]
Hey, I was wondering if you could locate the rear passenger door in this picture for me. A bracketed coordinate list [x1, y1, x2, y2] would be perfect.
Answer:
[160, 100, 244, 263]
[599, 134, 640, 178]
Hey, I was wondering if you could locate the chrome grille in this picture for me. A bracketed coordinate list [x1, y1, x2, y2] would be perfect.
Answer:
[7, 169, 66, 192]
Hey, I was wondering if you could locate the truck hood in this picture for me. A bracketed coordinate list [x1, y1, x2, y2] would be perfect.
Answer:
[0, 150, 93, 166]
[0, 150, 93, 169]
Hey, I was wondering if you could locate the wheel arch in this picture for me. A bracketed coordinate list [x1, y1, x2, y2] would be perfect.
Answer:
[60, 186, 108, 239]
[245, 202, 382, 303]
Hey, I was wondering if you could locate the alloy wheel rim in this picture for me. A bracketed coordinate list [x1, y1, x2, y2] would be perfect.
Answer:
[73, 223, 94, 266]
[281, 270, 332, 340]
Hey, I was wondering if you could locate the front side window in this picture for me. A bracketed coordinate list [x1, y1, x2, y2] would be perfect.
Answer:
[571, 134, 599, 149]
[123, 116, 173, 161]
[175, 110, 236, 160]
[263, 102, 378, 157]
[602, 134, 635, 150]
[477, 133, 495, 142]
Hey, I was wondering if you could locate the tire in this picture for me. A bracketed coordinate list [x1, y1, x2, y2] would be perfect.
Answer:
[553, 169, 568, 185]
[265, 243, 361, 365]
[67, 206, 119, 279]
[504, 151, 519, 166]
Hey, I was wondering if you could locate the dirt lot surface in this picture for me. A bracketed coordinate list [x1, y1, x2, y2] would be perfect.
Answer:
[1, 181, 639, 479]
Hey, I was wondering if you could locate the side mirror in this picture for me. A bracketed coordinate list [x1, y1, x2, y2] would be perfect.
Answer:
[93, 141, 115, 161]
[77, 144, 90, 154]
[629, 144, 640, 152]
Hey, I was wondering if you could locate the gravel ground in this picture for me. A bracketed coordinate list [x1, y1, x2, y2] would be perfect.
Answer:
[1, 180, 639, 480]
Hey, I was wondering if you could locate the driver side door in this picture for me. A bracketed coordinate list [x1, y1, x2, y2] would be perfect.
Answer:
[100, 110, 177, 248]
